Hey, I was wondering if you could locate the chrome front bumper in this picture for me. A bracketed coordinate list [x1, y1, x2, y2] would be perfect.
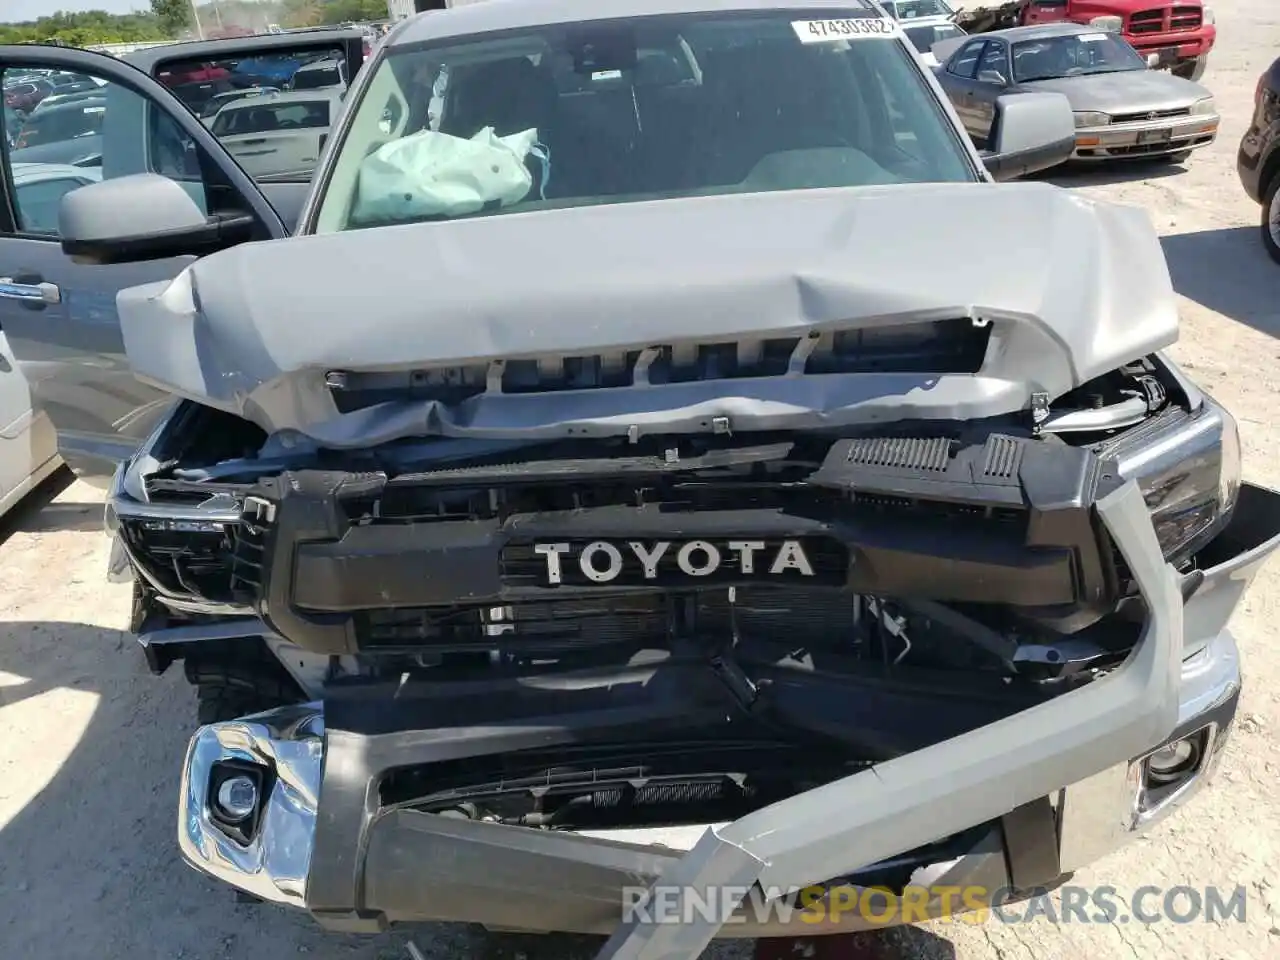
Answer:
[1074, 114, 1220, 160]
[176, 482, 1280, 953]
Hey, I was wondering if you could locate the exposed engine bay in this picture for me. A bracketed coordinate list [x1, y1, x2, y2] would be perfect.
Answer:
[121, 353, 1238, 835]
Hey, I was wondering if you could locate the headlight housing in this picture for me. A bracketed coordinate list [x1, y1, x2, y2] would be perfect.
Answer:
[1073, 111, 1111, 128]
[1191, 96, 1216, 116]
[1088, 15, 1123, 32]
[1203, 7, 1215, 25]
[1112, 398, 1242, 564]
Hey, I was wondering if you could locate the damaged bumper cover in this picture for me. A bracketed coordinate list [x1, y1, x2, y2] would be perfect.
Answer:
[177, 481, 1280, 949]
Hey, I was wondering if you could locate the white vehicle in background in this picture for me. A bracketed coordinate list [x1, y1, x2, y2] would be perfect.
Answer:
[882, 0, 968, 67]
[207, 89, 342, 180]
[288, 56, 349, 93]
[199, 85, 281, 126]
[0, 162, 101, 516]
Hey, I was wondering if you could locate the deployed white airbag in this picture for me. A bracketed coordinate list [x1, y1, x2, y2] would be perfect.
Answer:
[352, 126, 547, 221]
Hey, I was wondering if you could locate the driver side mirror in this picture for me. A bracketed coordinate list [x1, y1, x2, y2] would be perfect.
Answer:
[981, 92, 1075, 181]
[59, 173, 255, 265]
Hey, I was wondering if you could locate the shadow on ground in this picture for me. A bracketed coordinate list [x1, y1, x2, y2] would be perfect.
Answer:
[0, 619, 956, 960]
[1037, 158, 1189, 188]
[1160, 226, 1280, 335]
[0, 466, 82, 545]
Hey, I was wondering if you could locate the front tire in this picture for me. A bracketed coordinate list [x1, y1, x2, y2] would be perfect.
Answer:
[185, 645, 304, 725]
[1262, 173, 1280, 266]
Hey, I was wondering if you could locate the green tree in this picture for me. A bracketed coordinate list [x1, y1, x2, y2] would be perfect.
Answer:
[0, 10, 170, 46]
[151, 0, 191, 36]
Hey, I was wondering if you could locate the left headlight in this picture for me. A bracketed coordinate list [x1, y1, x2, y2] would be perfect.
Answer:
[1191, 97, 1216, 115]
[1073, 111, 1111, 128]
[1203, 7, 1215, 25]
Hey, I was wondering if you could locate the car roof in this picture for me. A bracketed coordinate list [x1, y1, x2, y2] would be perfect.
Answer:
[976, 22, 1104, 43]
[897, 15, 962, 26]
[295, 57, 344, 70]
[26, 97, 105, 116]
[10, 162, 101, 185]
[392, 0, 878, 45]
[216, 89, 342, 112]
[123, 28, 364, 72]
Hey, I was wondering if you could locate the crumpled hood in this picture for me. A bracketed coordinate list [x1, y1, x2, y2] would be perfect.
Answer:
[118, 180, 1178, 444]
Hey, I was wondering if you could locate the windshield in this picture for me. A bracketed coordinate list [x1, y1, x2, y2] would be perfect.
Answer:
[200, 88, 277, 119]
[315, 10, 976, 232]
[883, 0, 956, 18]
[211, 99, 331, 137]
[1012, 32, 1147, 82]
[903, 23, 964, 52]
[291, 63, 344, 90]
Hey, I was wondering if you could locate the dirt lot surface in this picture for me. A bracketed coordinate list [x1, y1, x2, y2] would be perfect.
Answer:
[4, 2, 1280, 958]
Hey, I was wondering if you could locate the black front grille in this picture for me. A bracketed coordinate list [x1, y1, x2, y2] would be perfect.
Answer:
[1111, 107, 1192, 124]
[120, 520, 236, 601]
[1129, 9, 1167, 33]
[1170, 5, 1202, 29]
[359, 584, 862, 653]
[362, 594, 673, 653]
[230, 519, 268, 597]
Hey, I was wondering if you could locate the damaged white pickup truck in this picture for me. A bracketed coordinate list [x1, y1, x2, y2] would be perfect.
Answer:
[0, 1, 1277, 956]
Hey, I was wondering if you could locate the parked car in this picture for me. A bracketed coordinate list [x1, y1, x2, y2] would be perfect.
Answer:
[287, 55, 348, 91]
[207, 89, 342, 179]
[9, 96, 105, 164]
[8, 161, 101, 234]
[3, 76, 53, 112]
[934, 23, 1218, 163]
[949, 0, 1216, 82]
[47, 71, 103, 96]
[883, 0, 969, 67]
[232, 54, 304, 88]
[1236, 53, 1280, 263]
[0, 5, 1274, 952]
[31, 86, 105, 114]
[0, 161, 104, 517]
[199, 85, 282, 123]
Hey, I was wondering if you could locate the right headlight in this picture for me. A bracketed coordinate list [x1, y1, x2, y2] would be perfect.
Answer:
[1191, 96, 1216, 116]
[1073, 111, 1111, 128]
[1112, 398, 1241, 564]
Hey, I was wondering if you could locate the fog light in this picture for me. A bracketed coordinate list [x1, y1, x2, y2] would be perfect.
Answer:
[1146, 736, 1201, 785]
[215, 775, 259, 822]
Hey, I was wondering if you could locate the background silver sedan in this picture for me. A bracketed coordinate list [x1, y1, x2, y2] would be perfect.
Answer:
[933, 23, 1219, 164]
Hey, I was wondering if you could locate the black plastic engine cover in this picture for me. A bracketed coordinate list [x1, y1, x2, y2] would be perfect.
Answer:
[243, 434, 1124, 655]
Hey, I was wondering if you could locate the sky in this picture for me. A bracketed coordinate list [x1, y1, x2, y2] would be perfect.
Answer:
[4, 0, 150, 23]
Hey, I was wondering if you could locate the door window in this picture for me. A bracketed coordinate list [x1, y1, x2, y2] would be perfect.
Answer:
[977, 42, 1009, 83]
[2, 64, 214, 238]
[946, 39, 986, 79]
[13, 175, 95, 236]
[154, 46, 350, 183]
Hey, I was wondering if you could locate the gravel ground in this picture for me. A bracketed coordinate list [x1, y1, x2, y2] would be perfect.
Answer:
[3, 2, 1280, 957]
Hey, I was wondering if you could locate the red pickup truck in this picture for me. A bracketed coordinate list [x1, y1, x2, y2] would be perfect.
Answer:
[955, 0, 1216, 81]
